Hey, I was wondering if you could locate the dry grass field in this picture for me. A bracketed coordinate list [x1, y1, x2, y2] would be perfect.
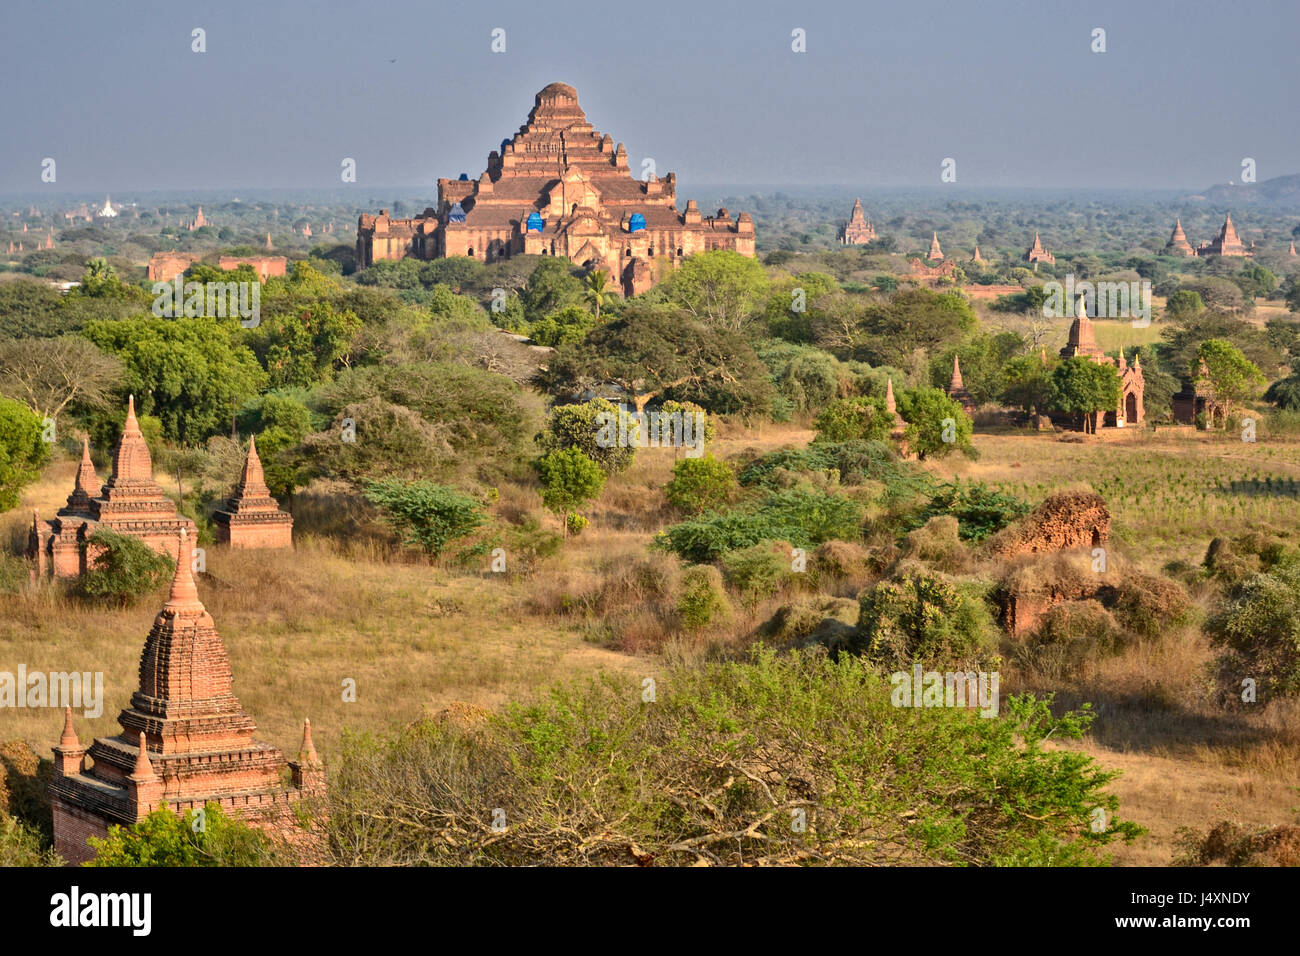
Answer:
[4, 411, 1299, 866]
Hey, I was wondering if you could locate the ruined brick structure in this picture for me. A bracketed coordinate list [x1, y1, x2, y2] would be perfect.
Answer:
[1164, 218, 1194, 256]
[213, 436, 294, 548]
[356, 83, 756, 297]
[49, 530, 324, 864]
[147, 251, 198, 282]
[1057, 299, 1145, 431]
[1025, 232, 1055, 264]
[217, 255, 287, 282]
[29, 398, 196, 578]
[1196, 213, 1251, 257]
[838, 199, 876, 245]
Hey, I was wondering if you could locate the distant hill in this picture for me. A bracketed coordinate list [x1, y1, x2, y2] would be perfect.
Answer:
[1193, 173, 1300, 210]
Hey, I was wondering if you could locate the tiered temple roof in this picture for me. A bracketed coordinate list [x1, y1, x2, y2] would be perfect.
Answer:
[213, 436, 294, 548]
[928, 232, 944, 260]
[29, 396, 196, 578]
[1164, 218, 1194, 256]
[1026, 232, 1054, 264]
[49, 530, 323, 863]
[356, 83, 755, 296]
[839, 198, 876, 245]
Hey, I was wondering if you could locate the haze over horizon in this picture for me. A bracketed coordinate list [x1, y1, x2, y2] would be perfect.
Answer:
[2, 0, 1296, 194]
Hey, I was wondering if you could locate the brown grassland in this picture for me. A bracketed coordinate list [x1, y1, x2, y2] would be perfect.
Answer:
[4, 395, 1300, 865]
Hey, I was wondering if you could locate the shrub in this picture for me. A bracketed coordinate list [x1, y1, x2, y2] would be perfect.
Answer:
[813, 396, 894, 443]
[1113, 572, 1192, 639]
[1206, 559, 1300, 702]
[363, 479, 488, 561]
[536, 447, 606, 538]
[321, 648, 1141, 865]
[677, 565, 732, 629]
[86, 803, 283, 866]
[720, 542, 794, 607]
[1013, 601, 1126, 679]
[856, 568, 997, 669]
[655, 489, 864, 562]
[79, 530, 175, 606]
[904, 481, 1031, 542]
[901, 516, 969, 572]
[0, 814, 59, 866]
[664, 454, 737, 515]
[537, 398, 635, 475]
[0, 397, 50, 512]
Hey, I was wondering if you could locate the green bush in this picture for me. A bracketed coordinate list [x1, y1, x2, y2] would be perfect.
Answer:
[739, 439, 902, 488]
[677, 565, 732, 629]
[1206, 558, 1300, 702]
[0, 397, 50, 512]
[364, 479, 488, 561]
[321, 648, 1141, 865]
[813, 396, 894, 443]
[655, 488, 864, 562]
[86, 802, 282, 866]
[902, 481, 1031, 542]
[79, 529, 175, 606]
[857, 569, 997, 670]
[664, 454, 737, 514]
[720, 542, 793, 607]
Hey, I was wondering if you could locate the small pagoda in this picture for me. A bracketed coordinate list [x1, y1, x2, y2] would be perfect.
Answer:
[1164, 218, 1194, 256]
[928, 232, 944, 260]
[948, 355, 977, 414]
[839, 198, 876, 245]
[49, 530, 323, 863]
[29, 395, 195, 578]
[1025, 232, 1055, 264]
[212, 436, 294, 549]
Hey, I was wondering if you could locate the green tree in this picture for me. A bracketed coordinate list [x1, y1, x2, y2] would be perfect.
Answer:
[897, 387, 974, 459]
[521, 257, 584, 323]
[363, 479, 488, 562]
[79, 529, 175, 607]
[582, 269, 611, 319]
[528, 305, 596, 348]
[999, 355, 1056, 416]
[251, 300, 362, 389]
[1264, 372, 1300, 411]
[536, 447, 606, 539]
[857, 569, 996, 670]
[82, 318, 267, 444]
[1047, 357, 1120, 434]
[0, 397, 49, 511]
[537, 398, 635, 475]
[1165, 289, 1205, 320]
[662, 250, 770, 332]
[1195, 338, 1266, 423]
[813, 396, 894, 442]
[542, 305, 774, 414]
[664, 454, 737, 514]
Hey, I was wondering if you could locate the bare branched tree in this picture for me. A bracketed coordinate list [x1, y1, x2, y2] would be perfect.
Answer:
[0, 335, 124, 422]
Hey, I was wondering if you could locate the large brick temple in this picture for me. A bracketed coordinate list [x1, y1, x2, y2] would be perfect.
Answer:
[29, 396, 195, 578]
[1057, 298, 1145, 431]
[49, 529, 323, 863]
[356, 82, 756, 296]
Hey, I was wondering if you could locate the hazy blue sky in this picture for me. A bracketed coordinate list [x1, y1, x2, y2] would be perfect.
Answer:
[2, 0, 1295, 193]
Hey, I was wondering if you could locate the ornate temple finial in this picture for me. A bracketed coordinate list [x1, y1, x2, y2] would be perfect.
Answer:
[60, 706, 79, 747]
[299, 718, 321, 766]
[951, 354, 964, 390]
[129, 732, 156, 781]
[885, 377, 897, 413]
[165, 529, 203, 610]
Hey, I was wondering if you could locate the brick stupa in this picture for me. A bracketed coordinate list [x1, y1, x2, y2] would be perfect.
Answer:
[1025, 232, 1055, 264]
[213, 436, 294, 549]
[29, 396, 195, 578]
[948, 355, 977, 414]
[928, 232, 944, 260]
[1196, 212, 1251, 257]
[49, 530, 323, 864]
[1164, 218, 1194, 256]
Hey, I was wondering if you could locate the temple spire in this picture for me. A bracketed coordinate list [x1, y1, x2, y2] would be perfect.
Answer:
[165, 529, 203, 611]
[299, 718, 321, 766]
[129, 732, 156, 782]
[60, 706, 79, 747]
[885, 377, 897, 413]
[950, 354, 965, 390]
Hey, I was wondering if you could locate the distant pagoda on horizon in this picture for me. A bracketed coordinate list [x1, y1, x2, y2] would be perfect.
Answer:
[839, 198, 876, 245]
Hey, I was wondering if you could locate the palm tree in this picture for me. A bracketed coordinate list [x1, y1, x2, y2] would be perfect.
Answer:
[583, 269, 609, 320]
